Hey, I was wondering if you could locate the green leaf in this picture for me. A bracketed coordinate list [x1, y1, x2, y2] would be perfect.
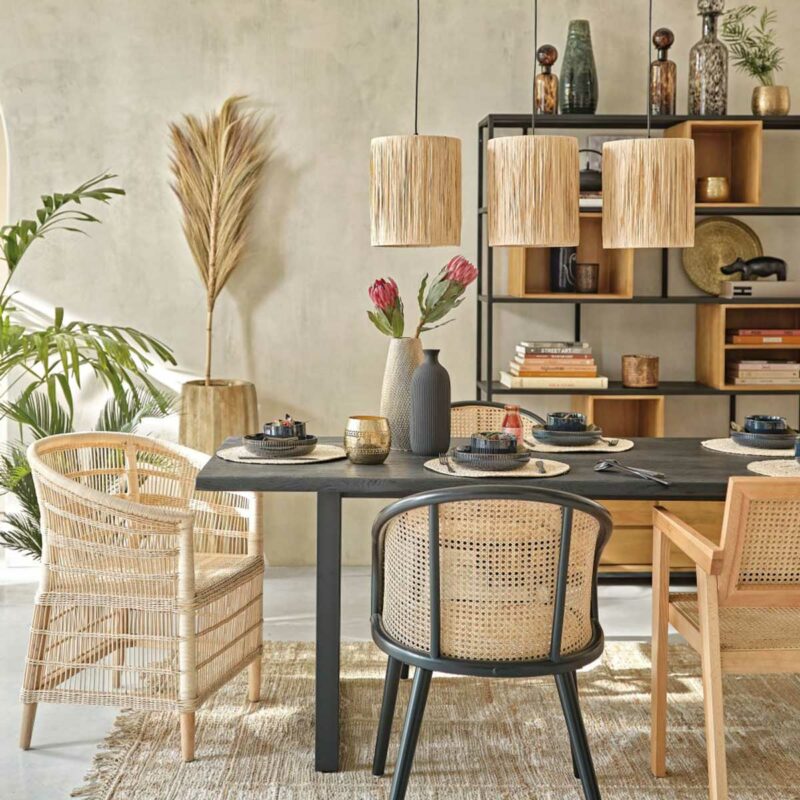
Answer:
[417, 274, 428, 314]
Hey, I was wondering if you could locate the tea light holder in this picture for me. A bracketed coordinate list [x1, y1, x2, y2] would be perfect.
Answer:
[622, 354, 659, 388]
[344, 416, 391, 464]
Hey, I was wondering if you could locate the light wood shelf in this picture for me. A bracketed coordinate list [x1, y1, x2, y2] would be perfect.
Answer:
[571, 394, 665, 438]
[665, 120, 763, 205]
[506, 213, 633, 299]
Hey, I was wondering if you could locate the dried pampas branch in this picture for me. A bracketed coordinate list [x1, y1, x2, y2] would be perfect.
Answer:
[169, 95, 267, 384]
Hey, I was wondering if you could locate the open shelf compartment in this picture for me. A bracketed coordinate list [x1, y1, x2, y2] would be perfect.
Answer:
[696, 303, 800, 390]
[506, 213, 634, 299]
[571, 394, 665, 437]
[665, 119, 763, 205]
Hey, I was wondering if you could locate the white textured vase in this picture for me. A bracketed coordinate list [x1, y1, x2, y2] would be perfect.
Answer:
[380, 337, 424, 451]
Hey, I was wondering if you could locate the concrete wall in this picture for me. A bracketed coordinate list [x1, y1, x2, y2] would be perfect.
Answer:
[2, 0, 799, 565]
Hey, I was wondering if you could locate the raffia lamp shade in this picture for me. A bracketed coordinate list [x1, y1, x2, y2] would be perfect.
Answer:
[487, 135, 580, 247]
[602, 138, 695, 249]
[370, 135, 461, 247]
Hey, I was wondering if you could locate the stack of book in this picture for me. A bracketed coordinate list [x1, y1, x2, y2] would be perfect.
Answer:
[499, 341, 609, 389]
[721, 281, 800, 299]
[726, 328, 800, 345]
[727, 359, 800, 385]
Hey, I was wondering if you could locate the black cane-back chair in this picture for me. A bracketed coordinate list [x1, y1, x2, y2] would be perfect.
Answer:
[370, 485, 613, 800]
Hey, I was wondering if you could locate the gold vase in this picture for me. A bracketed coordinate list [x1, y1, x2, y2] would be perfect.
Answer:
[344, 416, 391, 464]
[752, 85, 791, 117]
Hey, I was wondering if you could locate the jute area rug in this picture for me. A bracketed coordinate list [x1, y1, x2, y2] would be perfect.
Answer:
[73, 641, 800, 799]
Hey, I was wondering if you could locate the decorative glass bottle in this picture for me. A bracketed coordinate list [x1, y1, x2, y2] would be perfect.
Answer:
[559, 20, 598, 114]
[501, 404, 523, 447]
[534, 44, 559, 115]
[688, 0, 728, 116]
[650, 28, 676, 115]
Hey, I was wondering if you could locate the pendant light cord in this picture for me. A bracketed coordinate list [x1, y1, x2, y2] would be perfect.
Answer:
[531, 0, 538, 135]
[414, 0, 420, 135]
[646, 0, 653, 138]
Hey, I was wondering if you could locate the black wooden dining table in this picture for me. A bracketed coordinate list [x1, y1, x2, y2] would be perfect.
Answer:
[196, 436, 756, 773]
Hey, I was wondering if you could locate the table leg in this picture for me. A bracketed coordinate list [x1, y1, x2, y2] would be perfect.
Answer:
[315, 491, 342, 772]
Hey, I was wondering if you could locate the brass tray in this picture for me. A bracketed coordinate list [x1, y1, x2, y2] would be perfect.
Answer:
[681, 217, 763, 296]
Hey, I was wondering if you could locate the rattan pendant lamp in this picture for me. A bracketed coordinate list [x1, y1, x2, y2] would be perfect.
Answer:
[602, 0, 695, 249]
[487, 0, 579, 247]
[370, 0, 461, 247]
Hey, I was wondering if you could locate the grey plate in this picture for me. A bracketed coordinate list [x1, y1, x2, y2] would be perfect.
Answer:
[730, 430, 797, 450]
[531, 425, 604, 447]
[243, 434, 318, 458]
[451, 448, 531, 472]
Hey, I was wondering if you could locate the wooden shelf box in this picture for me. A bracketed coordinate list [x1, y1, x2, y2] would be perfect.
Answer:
[571, 394, 665, 437]
[665, 119, 763, 205]
[696, 303, 800, 390]
[506, 213, 634, 299]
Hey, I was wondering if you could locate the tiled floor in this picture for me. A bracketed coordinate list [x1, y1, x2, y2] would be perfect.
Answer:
[0, 566, 657, 799]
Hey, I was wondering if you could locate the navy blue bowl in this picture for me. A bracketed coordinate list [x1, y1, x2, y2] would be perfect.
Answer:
[264, 420, 306, 438]
[795, 436, 800, 464]
[470, 432, 517, 453]
[546, 412, 587, 432]
[744, 415, 788, 434]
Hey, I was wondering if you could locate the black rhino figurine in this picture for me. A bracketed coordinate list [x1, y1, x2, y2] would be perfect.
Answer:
[720, 256, 787, 281]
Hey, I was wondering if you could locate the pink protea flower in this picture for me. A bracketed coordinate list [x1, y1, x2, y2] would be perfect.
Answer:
[445, 255, 478, 287]
[368, 277, 399, 311]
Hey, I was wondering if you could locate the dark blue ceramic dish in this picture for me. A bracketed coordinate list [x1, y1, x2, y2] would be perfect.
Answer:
[470, 432, 518, 454]
[532, 424, 603, 447]
[452, 446, 530, 471]
[744, 415, 788, 434]
[264, 420, 307, 438]
[546, 411, 587, 432]
[730, 429, 796, 450]
[244, 433, 317, 457]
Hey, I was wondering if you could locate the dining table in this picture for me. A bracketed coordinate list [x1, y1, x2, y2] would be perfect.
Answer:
[196, 435, 759, 773]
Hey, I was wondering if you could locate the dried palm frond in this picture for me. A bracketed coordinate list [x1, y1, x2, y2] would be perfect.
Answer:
[169, 96, 267, 383]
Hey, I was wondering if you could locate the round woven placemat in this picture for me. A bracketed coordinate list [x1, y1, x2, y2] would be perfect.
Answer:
[524, 437, 634, 454]
[216, 444, 347, 465]
[424, 457, 569, 478]
[701, 438, 795, 457]
[747, 459, 800, 477]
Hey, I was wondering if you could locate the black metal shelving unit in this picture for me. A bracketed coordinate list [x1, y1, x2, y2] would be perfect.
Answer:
[476, 113, 800, 424]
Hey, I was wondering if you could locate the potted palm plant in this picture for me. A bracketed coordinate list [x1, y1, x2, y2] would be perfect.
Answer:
[722, 4, 789, 115]
[169, 96, 268, 453]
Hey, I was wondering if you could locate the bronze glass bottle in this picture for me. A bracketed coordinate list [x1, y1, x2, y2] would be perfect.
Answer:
[534, 44, 559, 115]
[650, 28, 676, 115]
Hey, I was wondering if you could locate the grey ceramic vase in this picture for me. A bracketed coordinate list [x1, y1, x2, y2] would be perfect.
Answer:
[410, 349, 451, 457]
[559, 20, 598, 114]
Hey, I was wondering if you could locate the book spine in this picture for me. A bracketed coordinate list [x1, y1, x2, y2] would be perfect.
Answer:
[516, 347, 593, 355]
[514, 353, 595, 361]
[728, 335, 800, 344]
[499, 371, 608, 389]
[734, 329, 800, 336]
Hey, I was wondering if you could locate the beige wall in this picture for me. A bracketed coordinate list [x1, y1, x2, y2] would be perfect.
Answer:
[2, 0, 799, 565]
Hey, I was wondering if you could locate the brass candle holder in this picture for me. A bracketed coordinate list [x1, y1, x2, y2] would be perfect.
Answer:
[344, 416, 391, 464]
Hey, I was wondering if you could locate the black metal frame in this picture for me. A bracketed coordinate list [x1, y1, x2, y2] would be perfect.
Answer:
[369, 484, 612, 800]
[476, 113, 800, 428]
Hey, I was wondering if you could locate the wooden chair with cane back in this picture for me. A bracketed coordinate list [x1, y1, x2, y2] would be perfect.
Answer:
[651, 476, 800, 800]
[450, 400, 544, 440]
[20, 432, 264, 762]
[370, 484, 613, 800]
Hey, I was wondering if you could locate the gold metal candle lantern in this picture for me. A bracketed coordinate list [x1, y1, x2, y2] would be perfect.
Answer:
[344, 416, 392, 464]
[370, 135, 461, 246]
[487, 135, 580, 247]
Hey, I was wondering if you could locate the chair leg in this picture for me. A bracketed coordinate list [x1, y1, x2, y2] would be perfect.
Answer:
[248, 658, 262, 703]
[373, 657, 403, 776]
[556, 672, 601, 800]
[400, 663, 410, 680]
[389, 668, 432, 800]
[20, 703, 37, 750]
[651, 525, 671, 777]
[697, 570, 728, 800]
[180, 712, 195, 762]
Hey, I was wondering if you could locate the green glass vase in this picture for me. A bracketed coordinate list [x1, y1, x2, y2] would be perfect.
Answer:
[559, 20, 599, 114]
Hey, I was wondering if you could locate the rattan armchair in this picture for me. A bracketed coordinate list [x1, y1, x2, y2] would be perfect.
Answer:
[651, 477, 800, 800]
[371, 485, 613, 800]
[450, 400, 544, 440]
[20, 432, 263, 762]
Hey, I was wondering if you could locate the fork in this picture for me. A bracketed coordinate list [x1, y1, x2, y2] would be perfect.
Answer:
[535, 459, 547, 475]
[439, 452, 456, 474]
